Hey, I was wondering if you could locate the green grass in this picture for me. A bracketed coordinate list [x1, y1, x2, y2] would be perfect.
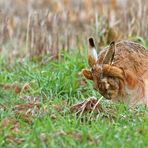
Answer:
[0, 51, 148, 148]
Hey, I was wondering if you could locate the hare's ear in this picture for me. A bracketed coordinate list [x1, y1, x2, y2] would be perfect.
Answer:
[82, 69, 93, 80]
[103, 41, 115, 64]
[102, 65, 124, 80]
[88, 37, 98, 67]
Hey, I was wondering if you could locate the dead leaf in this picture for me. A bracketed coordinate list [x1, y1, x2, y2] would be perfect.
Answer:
[6, 136, 24, 144]
[0, 117, 13, 128]
[13, 103, 40, 112]
[15, 85, 21, 93]
[20, 96, 40, 104]
[0, 117, 20, 133]
[0, 83, 21, 94]
[19, 114, 32, 124]
[13, 103, 41, 118]
[0, 81, 33, 94]
[50, 100, 68, 112]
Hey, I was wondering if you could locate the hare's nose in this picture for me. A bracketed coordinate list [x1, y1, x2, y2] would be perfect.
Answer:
[105, 82, 110, 89]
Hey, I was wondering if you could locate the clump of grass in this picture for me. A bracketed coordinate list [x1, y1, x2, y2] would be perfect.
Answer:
[130, 36, 148, 48]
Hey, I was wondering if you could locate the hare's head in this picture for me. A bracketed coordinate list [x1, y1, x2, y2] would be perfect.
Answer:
[83, 38, 125, 100]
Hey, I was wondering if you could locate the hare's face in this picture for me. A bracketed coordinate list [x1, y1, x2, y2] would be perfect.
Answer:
[83, 64, 121, 100]
[83, 38, 124, 100]
[97, 77, 120, 100]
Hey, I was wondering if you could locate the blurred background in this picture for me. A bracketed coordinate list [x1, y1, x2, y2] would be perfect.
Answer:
[0, 0, 148, 59]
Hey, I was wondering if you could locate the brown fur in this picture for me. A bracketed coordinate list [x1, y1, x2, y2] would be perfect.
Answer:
[83, 40, 148, 107]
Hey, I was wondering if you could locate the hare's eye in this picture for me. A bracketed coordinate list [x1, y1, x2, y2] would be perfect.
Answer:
[91, 67, 94, 72]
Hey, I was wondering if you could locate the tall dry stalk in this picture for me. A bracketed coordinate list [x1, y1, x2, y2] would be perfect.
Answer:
[0, 0, 147, 58]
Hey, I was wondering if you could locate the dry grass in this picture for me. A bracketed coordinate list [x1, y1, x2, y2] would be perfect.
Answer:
[0, 0, 148, 58]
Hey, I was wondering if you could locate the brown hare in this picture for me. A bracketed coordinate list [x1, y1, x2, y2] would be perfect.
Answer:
[83, 38, 148, 107]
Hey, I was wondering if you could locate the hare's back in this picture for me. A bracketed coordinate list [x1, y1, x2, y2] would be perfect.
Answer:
[115, 41, 148, 58]
[99, 41, 148, 78]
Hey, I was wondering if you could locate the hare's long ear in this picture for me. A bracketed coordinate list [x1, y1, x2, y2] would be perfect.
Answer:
[103, 41, 115, 64]
[103, 64, 124, 80]
[82, 69, 93, 80]
[88, 37, 98, 67]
